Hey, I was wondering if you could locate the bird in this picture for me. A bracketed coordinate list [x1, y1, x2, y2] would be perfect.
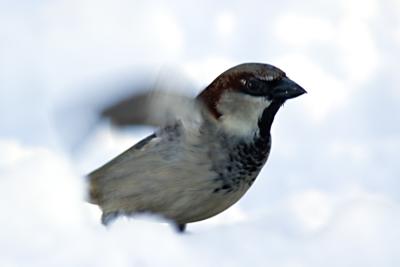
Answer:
[87, 62, 306, 233]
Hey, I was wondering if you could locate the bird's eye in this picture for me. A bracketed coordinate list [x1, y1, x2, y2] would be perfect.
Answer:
[241, 77, 264, 95]
[247, 80, 255, 89]
[242, 78, 255, 89]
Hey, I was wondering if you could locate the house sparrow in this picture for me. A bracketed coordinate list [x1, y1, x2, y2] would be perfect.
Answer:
[88, 63, 306, 232]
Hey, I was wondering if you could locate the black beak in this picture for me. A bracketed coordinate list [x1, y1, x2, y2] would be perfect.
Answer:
[271, 77, 307, 100]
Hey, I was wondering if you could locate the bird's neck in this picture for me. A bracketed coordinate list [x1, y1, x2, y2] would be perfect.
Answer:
[257, 100, 282, 137]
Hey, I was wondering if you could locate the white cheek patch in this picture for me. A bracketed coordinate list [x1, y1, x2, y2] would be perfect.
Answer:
[216, 92, 272, 137]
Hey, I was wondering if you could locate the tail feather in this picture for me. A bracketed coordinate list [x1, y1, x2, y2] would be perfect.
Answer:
[87, 171, 118, 224]
[88, 178, 99, 204]
[87, 169, 139, 225]
[87, 172, 104, 205]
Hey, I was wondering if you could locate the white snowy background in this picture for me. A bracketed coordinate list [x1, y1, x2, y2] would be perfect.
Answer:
[1, 0, 400, 266]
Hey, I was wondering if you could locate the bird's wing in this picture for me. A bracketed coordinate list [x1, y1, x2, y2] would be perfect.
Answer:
[101, 90, 202, 128]
[52, 69, 196, 153]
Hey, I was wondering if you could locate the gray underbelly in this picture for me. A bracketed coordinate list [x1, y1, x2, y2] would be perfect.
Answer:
[164, 185, 252, 224]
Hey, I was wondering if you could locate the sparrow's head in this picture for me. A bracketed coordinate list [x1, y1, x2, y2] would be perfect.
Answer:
[198, 63, 306, 137]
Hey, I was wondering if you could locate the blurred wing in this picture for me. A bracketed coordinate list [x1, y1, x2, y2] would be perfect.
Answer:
[52, 65, 198, 151]
[101, 90, 202, 128]
[101, 92, 154, 126]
